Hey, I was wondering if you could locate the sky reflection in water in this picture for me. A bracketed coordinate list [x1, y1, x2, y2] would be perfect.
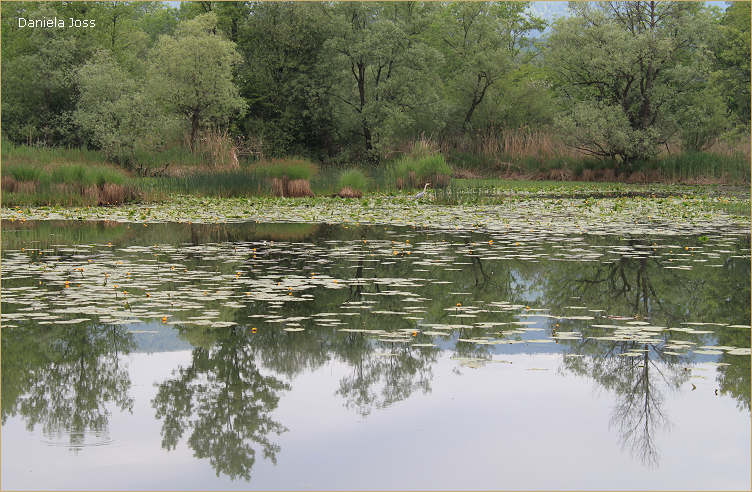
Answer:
[1, 219, 749, 490]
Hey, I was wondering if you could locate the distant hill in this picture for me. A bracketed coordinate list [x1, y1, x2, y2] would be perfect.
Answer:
[527, 1, 571, 24]
[526, 1, 728, 35]
[526, 1, 571, 35]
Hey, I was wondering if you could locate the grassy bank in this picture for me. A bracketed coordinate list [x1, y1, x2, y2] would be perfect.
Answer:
[442, 128, 751, 185]
[1, 134, 749, 207]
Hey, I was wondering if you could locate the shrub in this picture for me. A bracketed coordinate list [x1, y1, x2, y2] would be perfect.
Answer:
[390, 156, 420, 189]
[252, 156, 318, 181]
[8, 165, 42, 182]
[337, 169, 370, 193]
[417, 154, 451, 188]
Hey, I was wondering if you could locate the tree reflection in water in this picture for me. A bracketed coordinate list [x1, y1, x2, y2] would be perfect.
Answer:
[2, 219, 748, 480]
[1, 323, 136, 454]
[151, 325, 289, 481]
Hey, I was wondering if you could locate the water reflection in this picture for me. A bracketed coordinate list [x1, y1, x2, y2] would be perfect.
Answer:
[152, 325, 289, 481]
[2, 219, 749, 482]
[1, 322, 136, 453]
[558, 336, 688, 467]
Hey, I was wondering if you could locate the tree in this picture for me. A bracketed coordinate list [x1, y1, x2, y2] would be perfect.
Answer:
[1, 2, 83, 146]
[236, 1, 340, 158]
[322, 1, 444, 163]
[712, 1, 751, 134]
[1, 1, 174, 147]
[546, 1, 716, 166]
[147, 12, 247, 151]
[152, 326, 289, 481]
[434, 1, 546, 132]
[74, 50, 168, 168]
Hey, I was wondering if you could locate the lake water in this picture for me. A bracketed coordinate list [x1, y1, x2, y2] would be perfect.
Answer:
[2, 218, 750, 490]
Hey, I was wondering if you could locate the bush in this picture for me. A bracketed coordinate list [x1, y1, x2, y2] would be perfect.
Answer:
[417, 154, 451, 180]
[252, 156, 318, 181]
[390, 156, 420, 189]
[337, 169, 370, 193]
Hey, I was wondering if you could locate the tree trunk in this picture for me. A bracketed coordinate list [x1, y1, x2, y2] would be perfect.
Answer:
[190, 111, 201, 152]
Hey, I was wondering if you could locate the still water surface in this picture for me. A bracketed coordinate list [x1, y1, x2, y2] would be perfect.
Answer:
[1, 219, 750, 490]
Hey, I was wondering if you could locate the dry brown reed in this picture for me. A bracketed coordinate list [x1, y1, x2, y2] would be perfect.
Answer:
[271, 177, 314, 197]
[15, 180, 39, 194]
[452, 168, 481, 179]
[626, 170, 646, 183]
[706, 136, 751, 163]
[648, 169, 664, 182]
[385, 133, 448, 160]
[287, 179, 314, 197]
[601, 168, 617, 181]
[429, 174, 451, 188]
[98, 183, 124, 205]
[2, 176, 18, 193]
[49, 183, 98, 204]
[407, 170, 418, 188]
[657, 135, 751, 163]
[198, 128, 240, 171]
[336, 186, 363, 198]
[475, 126, 582, 164]
[581, 169, 596, 182]
[271, 177, 286, 197]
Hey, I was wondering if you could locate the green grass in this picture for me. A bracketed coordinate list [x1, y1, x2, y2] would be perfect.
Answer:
[145, 170, 269, 198]
[387, 153, 452, 190]
[389, 155, 421, 189]
[1, 141, 105, 166]
[336, 169, 370, 192]
[654, 151, 751, 183]
[251, 156, 318, 181]
[2, 138, 748, 207]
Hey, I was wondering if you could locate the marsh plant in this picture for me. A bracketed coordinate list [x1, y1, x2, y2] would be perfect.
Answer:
[1, 159, 133, 206]
[251, 156, 318, 197]
[335, 169, 370, 198]
[389, 138, 452, 190]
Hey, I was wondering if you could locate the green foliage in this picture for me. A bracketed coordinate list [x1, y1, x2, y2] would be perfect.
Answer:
[658, 151, 751, 183]
[337, 169, 370, 192]
[434, 1, 546, 132]
[147, 12, 247, 150]
[252, 157, 319, 181]
[0, 0, 746, 183]
[671, 88, 732, 152]
[6, 165, 43, 183]
[546, 1, 716, 164]
[388, 151, 451, 189]
[3, 160, 128, 188]
[555, 101, 662, 164]
[713, 1, 751, 131]
[147, 170, 268, 198]
[236, 2, 338, 159]
[417, 154, 452, 180]
[74, 50, 168, 167]
[322, 1, 445, 162]
[1, 3, 81, 146]
[389, 156, 421, 189]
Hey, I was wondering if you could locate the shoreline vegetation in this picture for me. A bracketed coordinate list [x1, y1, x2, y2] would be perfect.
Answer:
[1, 131, 749, 210]
[1, 2, 749, 211]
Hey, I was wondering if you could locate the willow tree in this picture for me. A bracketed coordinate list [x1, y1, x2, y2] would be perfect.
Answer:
[435, 1, 546, 131]
[546, 1, 716, 166]
[74, 51, 166, 167]
[148, 12, 246, 151]
[322, 1, 444, 163]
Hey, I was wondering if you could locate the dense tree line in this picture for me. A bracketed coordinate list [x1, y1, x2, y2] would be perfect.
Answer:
[1, 1, 749, 167]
